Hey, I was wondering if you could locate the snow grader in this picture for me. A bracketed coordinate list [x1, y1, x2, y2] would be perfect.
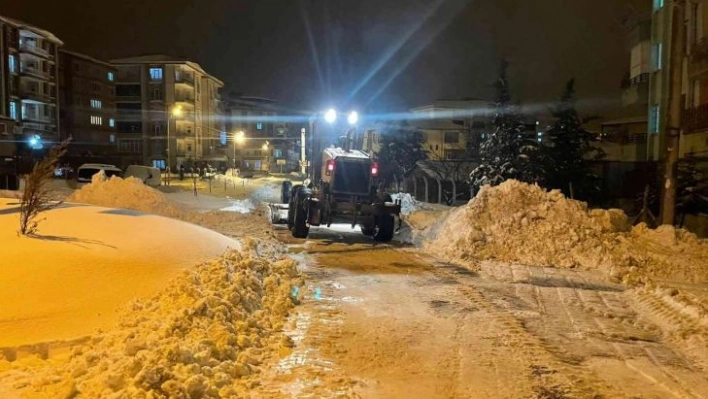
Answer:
[271, 141, 401, 242]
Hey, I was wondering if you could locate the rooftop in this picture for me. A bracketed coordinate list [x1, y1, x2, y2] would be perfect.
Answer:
[110, 54, 223, 86]
[60, 50, 116, 69]
[0, 15, 63, 45]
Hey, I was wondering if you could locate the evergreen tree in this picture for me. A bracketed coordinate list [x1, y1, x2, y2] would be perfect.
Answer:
[376, 121, 427, 188]
[540, 79, 604, 200]
[470, 61, 539, 189]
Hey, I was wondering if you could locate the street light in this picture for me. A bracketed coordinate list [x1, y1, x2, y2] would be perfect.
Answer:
[166, 105, 183, 172]
[324, 108, 337, 124]
[347, 111, 359, 125]
[232, 130, 245, 171]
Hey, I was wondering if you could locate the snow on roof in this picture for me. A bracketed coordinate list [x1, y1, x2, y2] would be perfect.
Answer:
[59, 50, 115, 69]
[110, 54, 223, 86]
[0, 15, 63, 45]
[324, 147, 370, 160]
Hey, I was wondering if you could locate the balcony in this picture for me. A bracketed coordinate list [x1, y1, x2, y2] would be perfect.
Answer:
[117, 110, 143, 121]
[116, 95, 141, 102]
[20, 67, 51, 80]
[175, 73, 194, 86]
[20, 89, 54, 103]
[621, 75, 650, 107]
[685, 103, 708, 134]
[19, 42, 51, 58]
[22, 114, 55, 125]
[175, 94, 195, 104]
[689, 37, 708, 78]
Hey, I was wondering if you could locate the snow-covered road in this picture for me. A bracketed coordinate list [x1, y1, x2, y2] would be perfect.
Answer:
[257, 224, 708, 398]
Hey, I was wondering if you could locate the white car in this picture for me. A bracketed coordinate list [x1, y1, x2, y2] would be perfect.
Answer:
[76, 163, 123, 184]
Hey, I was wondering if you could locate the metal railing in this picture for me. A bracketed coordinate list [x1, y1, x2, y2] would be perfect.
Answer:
[175, 73, 195, 85]
[20, 67, 50, 79]
[20, 42, 51, 57]
[685, 103, 708, 133]
[19, 89, 54, 102]
[691, 37, 708, 63]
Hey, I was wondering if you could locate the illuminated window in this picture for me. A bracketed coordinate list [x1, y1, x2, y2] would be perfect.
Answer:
[90, 99, 102, 109]
[256, 122, 263, 130]
[9, 101, 17, 120]
[109, 134, 115, 143]
[652, 43, 663, 70]
[653, 0, 664, 11]
[649, 105, 660, 134]
[149, 67, 163, 80]
[90, 115, 102, 125]
[8, 55, 16, 73]
[107, 72, 115, 81]
[109, 118, 115, 127]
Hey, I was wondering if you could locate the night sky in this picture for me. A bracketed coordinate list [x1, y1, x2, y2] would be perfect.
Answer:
[1, 0, 649, 117]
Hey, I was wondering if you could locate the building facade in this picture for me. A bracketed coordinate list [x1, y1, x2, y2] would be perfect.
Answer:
[58, 50, 117, 156]
[0, 15, 62, 157]
[648, 0, 708, 159]
[110, 55, 224, 169]
[222, 95, 289, 171]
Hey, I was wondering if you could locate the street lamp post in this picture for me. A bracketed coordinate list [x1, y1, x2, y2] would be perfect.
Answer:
[166, 105, 183, 179]
[232, 131, 245, 174]
[262, 141, 270, 172]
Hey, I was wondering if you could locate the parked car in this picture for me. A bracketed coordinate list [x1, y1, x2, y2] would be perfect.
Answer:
[124, 165, 161, 187]
[76, 163, 123, 184]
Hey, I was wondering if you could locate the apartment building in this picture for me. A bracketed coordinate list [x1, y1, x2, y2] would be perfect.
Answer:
[599, 16, 652, 163]
[683, 0, 708, 157]
[222, 95, 287, 171]
[110, 54, 224, 168]
[0, 16, 62, 157]
[58, 50, 117, 156]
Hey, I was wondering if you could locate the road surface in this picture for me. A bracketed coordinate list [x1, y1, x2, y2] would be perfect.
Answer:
[254, 223, 708, 399]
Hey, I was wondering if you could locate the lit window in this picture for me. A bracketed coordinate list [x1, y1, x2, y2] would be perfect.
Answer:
[109, 118, 115, 127]
[90, 99, 102, 109]
[150, 67, 163, 80]
[652, 43, 663, 70]
[107, 72, 115, 81]
[649, 105, 660, 134]
[109, 134, 115, 143]
[9, 101, 17, 120]
[256, 122, 263, 130]
[220, 131, 227, 145]
[653, 0, 664, 11]
[8, 55, 16, 74]
[90, 115, 103, 125]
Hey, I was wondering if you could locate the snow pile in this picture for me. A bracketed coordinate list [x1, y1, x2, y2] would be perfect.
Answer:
[220, 199, 257, 214]
[420, 180, 708, 283]
[391, 193, 418, 216]
[68, 174, 274, 240]
[19, 240, 300, 398]
[68, 173, 184, 218]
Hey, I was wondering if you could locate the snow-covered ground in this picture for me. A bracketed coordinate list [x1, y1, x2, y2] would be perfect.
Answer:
[0, 176, 301, 398]
[0, 199, 237, 348]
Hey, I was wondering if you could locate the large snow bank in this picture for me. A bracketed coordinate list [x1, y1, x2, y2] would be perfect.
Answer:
[5, 241, 301, 398]
[419, 180, 708, 283]
[0, 200, 237, 347]
[68, 174, 274, 240]
[68, 173, 185, 217]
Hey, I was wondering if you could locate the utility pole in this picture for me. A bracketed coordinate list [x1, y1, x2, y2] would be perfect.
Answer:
[660, 0, 685, 225]
[300, 127, 307, 175]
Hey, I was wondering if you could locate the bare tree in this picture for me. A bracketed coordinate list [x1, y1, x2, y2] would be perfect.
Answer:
[18, 140, 69, 236]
